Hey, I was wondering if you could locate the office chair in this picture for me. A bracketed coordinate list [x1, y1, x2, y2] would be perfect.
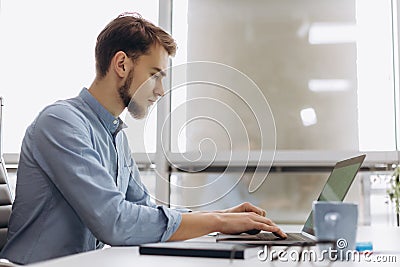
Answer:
[0, 97, 18, 266]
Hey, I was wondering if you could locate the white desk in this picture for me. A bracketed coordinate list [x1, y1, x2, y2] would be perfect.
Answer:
[28, 226, 400, 267]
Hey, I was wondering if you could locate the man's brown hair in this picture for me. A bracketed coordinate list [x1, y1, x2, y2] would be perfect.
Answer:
[95, 13, 176, 78]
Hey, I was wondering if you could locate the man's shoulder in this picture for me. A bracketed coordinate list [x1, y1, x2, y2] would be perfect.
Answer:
[34, 97, 91, 129]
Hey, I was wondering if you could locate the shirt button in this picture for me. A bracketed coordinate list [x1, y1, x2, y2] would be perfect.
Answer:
[113, 120, 118, 125]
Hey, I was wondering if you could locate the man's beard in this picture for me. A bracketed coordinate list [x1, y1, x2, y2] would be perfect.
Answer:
[118, 70, 146, 119]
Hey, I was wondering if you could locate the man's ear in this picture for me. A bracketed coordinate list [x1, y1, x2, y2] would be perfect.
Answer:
[112, 51, 129, 78]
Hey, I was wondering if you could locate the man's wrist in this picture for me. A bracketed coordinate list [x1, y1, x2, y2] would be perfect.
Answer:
[209, 213, 223, 233]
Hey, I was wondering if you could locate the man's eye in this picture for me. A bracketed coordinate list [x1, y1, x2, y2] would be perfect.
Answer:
[151, 73, 160, 79]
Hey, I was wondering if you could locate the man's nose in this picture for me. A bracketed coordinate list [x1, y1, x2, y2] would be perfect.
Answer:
[154, 80, 164, 97]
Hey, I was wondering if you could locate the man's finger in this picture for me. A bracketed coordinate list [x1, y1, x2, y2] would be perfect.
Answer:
[252, 215, 287, 238]
[259, 224, 287, 239]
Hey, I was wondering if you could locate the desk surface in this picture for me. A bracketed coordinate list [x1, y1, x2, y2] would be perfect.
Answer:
[28, 226, 400, 267]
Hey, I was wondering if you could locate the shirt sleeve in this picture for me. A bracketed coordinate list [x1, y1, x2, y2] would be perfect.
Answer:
[31, 104, 181, 245]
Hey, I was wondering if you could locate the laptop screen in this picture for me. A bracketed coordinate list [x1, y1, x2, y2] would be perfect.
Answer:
[302, 154, 365, 235]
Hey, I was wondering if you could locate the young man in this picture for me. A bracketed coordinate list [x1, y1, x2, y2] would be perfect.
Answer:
[0, 14, 286, 264]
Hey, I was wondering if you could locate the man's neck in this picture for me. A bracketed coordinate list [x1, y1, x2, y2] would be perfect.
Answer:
[88, 78, 124, 117]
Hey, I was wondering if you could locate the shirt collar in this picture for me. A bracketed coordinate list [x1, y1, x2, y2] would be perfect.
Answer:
[79, 88, 127, 135]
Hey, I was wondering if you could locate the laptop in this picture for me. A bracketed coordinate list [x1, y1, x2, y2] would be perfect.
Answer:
[216, 154, 366, 246]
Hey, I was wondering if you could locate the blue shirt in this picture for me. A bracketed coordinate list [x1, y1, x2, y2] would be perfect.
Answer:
[1, 89, 182, 264]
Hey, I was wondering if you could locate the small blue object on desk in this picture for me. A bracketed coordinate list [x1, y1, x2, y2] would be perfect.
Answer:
[355, 242, 373, 252]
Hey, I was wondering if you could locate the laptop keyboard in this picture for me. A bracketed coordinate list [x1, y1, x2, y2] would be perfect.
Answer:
[254, 232, 311, 241]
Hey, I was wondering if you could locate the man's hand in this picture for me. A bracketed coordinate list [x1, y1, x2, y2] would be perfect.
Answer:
[215, 212, 286, 238]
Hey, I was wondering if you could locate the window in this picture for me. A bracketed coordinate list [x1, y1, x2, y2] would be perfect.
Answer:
[170, 0, 396, 153]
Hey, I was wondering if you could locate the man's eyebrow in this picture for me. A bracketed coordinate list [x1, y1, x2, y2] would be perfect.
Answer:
[152, 67, 166, 77]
